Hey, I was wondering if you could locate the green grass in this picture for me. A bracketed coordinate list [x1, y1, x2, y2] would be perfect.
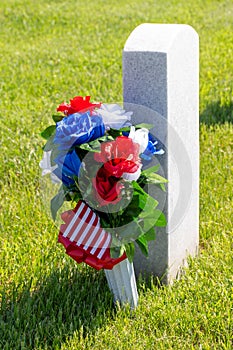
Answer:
[0, 0, 233, 349]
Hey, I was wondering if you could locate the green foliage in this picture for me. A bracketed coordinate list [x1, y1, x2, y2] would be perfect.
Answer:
[139, 166, 168, 192]
[78, 135, 114, 152]
[40, 125, 56, 140]
[124, 243, 135, 263]
[135, 123, 155, 129]
[107, 128, 124, 138]
[99, 180, 166, 262]
[43, 134, 55, 152]
[52, 114, 64, 123]
[136, 234, 150, 256]
[50, 187, 66, 221]
[0, 0, 233, 349]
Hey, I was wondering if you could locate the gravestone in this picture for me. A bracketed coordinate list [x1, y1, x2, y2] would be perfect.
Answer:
[123, 24, 199, 283]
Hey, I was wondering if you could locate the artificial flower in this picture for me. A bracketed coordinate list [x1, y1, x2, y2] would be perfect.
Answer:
[40, 94, 167, 267]
[39, 151, 61, 184]
[141, 133, 165, 161]
[57, 95, 101, 116]
[53, 149, 81, 187]
[128, 126, 149, 153]
[122, 166, 142, 182]
[92, 167, 124, 206]
[94, 136, 141, 178]
[54, 111, 105, 150]
[98, 104, 132, 130]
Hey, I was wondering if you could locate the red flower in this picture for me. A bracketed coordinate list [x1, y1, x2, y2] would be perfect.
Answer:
[93, 167, 124, 206]
[94, 136, 141, 178]
[57, 96, 101, 116]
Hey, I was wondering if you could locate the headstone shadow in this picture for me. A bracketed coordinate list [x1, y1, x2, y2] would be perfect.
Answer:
[200, 100, 233, 125]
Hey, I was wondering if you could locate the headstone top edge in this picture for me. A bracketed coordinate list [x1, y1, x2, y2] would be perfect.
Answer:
[124, 23, 198, 53]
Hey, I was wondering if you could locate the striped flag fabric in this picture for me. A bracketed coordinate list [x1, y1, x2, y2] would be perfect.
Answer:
[58, 201, 126, 270]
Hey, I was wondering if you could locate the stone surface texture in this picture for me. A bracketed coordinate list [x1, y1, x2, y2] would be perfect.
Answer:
[123, 23, 199, 283]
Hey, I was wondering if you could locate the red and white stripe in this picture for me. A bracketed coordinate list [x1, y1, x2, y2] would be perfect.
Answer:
[61, 201, 111, 259]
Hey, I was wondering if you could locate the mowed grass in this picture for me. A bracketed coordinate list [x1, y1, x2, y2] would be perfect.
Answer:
[0, 0, 232, 349]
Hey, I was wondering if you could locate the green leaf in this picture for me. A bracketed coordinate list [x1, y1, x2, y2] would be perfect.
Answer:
[41, 125, 56, 140]
[154, 210, 167, 227]
[50, 188, 65, 221]
[159, 183, 166, 192]
[132, 181, 147, 197]
[135, 227, 156, 257]
[120, 194, 141, 220]
[116, 219, 143, 241]
[141, 165, 160, 176]
[144, 227, 156, 241]
[52, 114, 63, 123]
[136, 198, 160, 234]
[138, 200, 159, 220]
[110, 246, 122, 259]
[132, 181, 158, 210]
[50, 145, 62, 166]
[43, 134, 55, 152]
[115, 181, 162, 239]
[120, 244, 126, 257]
[135, 123, 154, 129]
[78, 135, 114, 152]
[125, 242, 135, 263]
[119, 126, 131, 132]
[136, 235, 149, 257]
[140, 166, 168, 188]
[70, 191, 82, 203]
[78, 143, 100, 152]
[146, 172, 168, 185]
[107, 128, 123, 138]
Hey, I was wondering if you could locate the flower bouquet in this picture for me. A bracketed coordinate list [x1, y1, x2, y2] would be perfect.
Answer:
[40, 95, 167, 307]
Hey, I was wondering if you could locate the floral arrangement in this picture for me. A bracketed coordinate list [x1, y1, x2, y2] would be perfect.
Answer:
[40, 95, 167, 270]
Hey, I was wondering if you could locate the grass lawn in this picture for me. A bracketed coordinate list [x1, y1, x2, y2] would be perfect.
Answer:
[0, 0, 232, 349]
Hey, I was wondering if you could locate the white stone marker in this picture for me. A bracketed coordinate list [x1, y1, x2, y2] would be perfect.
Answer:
[123, 24, 199, 283]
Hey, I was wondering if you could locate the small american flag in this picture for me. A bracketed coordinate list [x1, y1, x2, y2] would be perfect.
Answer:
[58, 201, 126, 270]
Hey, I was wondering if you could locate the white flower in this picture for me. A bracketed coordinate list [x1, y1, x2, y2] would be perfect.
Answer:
[98, 104, 132, 130]
[39, 151, 61, 184]
[128, 126, 149, 154]
[122, 166, 142, 182]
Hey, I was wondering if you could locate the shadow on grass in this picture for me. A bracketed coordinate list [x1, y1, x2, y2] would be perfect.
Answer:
[200, 100, 233, 125]
[0, 264, 114, 349]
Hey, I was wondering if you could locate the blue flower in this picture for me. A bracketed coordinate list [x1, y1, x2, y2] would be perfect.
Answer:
[54, 111, 105, 150]
[53, 149, 81, 187]
[122, 130, 164, 161]
[141, 133, 164, 161]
